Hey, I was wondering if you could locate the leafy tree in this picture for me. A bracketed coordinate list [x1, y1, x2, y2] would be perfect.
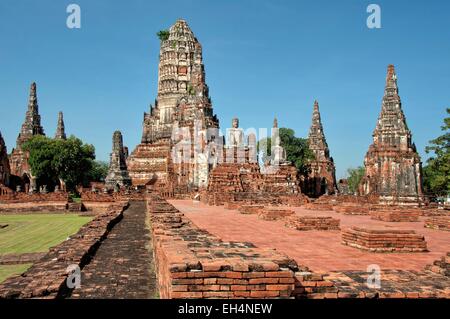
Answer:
[423, 108, 450, 196]
[157, 30, 170, 41]
[22, 135, 95, 192]
[87, 160, 109, 183]
[258, 127, 314, 176]
[53, 136, 95, 191]
[22, 136, 59, 187]
[346, 166, 365, 194]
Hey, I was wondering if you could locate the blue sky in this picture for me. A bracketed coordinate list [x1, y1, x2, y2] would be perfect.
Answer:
[0, 0, 449, 178]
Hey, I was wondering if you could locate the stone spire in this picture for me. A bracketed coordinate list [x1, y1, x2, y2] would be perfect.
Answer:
[304, 100, 337, 197]
[360, 65, 423, 203]
[308, 100, 329, 160]
[270, 117, 287, 165]
[373, 64, 411, 151]
[140, 18, 218, 143]
[0, 131, 11, 186]
[156, 19, 209, 101]
[55, 111, 66, 140]
[16, 82, 45, 148]
[105, 131, 131, 189]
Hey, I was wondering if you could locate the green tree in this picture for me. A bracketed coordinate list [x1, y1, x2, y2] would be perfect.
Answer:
[258, 128, 314, 176]
[157, 30, 170, 41]
[346, 166, 365, 194]
[22, 135, 96, 192]
[22, 136, 58, 187]
[423, 108, 450, 196]
[87, 160, 109, 182]
[53, 136, 95, 191]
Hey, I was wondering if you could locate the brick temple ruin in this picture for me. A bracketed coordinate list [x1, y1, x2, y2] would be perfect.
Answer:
[9, 82, 45, 193]
[105, 131, 132, 190]
[0, 19, 448, 300]
[203, 117, 303, 206]
[0, 131, 11, 190]
[0, 21, 428, 207]
[4, 82, 71, 193]
[127, 19, 220, 192]
[303, 100, 337, 197]
[360, 65, 424, 205]
[54, 111, 66, 140]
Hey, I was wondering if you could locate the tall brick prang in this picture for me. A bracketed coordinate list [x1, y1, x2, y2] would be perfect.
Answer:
[9, 82, 46, 192]
[128, 19, 219, 190]
[303, 100, 337, 197]
[360, 65, 423, 205]
[15, 82, 45, 149]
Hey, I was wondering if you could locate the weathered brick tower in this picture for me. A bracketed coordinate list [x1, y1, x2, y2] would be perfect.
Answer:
[0, 131, 11, 187]
[304, 100, 337, 197]
[14, 82, 45, 149]
[9, 82, 45, 192]
[54, 111, 67, 140]
[128, 19, 219, 191]
[360, 65, 423, 205]
[105, 131, 132, 189]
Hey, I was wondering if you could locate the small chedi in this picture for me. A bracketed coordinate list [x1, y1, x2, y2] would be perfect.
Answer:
[127, 19, 219, 191]
[105, 131, 132, 190]
[54, 111, 67, 140]
[359, 65, 424, 205]
[9, 82, 45, 193]
[303, 100, 337, 197]
[262, 117, 300, 194]
[0, 131, 11, 187]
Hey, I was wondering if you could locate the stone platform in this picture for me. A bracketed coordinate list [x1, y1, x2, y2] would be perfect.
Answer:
[341, 226, 428, 252]
[224, 202, 240, 210]
[303, 203, 334, 211]
[285, 216, 340, 231]
[238, 205, 264, 215]
[425, 216, 450, 232]
[257, 209, 294, 221]
[333, 203, 370, 215]
[370, 210, 420, 222]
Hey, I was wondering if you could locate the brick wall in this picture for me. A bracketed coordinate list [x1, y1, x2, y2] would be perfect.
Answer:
[0, 202, 128, 299]
[0, 192, 69, 203]
[147, 195, 301, 299]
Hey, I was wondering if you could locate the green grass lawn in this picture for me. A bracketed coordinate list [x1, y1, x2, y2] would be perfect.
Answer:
[0, 264, 32, 283]
[0, 214, 92, 255]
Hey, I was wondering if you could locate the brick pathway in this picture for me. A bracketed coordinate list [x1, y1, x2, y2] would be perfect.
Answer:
[169, 200, 450, 273]
[71, 201, 157, 299]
